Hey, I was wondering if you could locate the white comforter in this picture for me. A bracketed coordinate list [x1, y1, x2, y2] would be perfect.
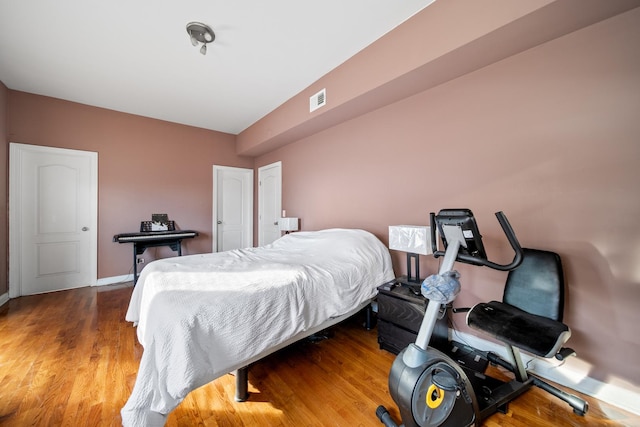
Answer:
[121, 228, 393, 426]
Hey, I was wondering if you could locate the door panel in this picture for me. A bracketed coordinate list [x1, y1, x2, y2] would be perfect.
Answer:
[39, 164, 78, 233]
[221, 174, 243, 250]
[213, 166, 253, 252]
[258, 162, 282, 246]
[38, 242, 79, 276]
[10, 143, 97, 296]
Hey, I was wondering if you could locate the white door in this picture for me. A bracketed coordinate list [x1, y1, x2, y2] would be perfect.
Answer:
[213, 166, 253, 252]
[258, 161, 282, 246]
[9, 143, 98, 297]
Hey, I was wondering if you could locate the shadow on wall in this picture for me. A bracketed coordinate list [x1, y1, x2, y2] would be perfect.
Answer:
[558, 241, 639, 386]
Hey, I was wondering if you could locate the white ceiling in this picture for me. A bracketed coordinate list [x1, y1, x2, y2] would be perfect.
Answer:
[0, 1, 434, 135]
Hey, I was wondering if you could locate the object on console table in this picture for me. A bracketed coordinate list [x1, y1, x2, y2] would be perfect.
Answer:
[113, 229, 198, 284]
[141, 219, 174, 232]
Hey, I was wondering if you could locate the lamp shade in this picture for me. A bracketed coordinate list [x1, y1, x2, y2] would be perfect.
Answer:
[389, 225, 432, 255]
[279, 217, 299, 232]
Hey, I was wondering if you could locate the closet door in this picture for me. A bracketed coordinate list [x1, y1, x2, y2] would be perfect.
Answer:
[258, 161, 282, 246]
[213, 165, 253, 252]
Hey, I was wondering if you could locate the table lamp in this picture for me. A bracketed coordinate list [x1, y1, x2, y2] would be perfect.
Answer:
[279, 217, 299, 234]
[388, 225, 432, 283]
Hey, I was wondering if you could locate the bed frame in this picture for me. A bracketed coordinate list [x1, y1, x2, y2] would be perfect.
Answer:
[231, 300, 375, 401]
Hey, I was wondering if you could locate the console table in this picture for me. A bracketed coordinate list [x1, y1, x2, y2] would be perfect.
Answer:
[113, 230, 198, 284]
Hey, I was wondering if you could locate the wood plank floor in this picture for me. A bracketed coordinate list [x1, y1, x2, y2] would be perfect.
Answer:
[1, 285, 638, 426]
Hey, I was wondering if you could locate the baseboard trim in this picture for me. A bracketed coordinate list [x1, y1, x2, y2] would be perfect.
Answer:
[0, 292, 9, 307]
[96, 274, 134, 287]
[452, 329, 640, 416]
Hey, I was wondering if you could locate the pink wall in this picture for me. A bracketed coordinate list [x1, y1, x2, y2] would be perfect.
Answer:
[6, 93, 254, 278]
[0, 81, 7, 295]
[256, 8, 640, 386]
[238, 0, 638, 156]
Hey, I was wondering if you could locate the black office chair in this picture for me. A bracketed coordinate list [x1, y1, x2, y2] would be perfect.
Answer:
[466, 248, 589, 415]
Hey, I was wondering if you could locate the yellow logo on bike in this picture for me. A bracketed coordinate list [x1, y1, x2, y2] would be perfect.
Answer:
[426, 384, 445, 409]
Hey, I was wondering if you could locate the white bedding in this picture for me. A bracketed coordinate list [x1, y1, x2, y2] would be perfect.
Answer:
[121, 228, 393, 426]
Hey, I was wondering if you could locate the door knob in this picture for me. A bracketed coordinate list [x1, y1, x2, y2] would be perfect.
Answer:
[82, 227, 89, 231]
[217, 221, 222, 224]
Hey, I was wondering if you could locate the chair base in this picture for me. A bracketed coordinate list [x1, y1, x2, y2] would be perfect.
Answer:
[485, 349, 589, 417]
[532, 376, 589, 416]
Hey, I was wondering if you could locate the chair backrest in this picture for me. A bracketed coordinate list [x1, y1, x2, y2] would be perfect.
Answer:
[503, 248, 565, 322]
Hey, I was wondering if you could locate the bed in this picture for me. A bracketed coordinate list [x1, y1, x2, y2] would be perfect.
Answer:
[121, 228, 394, 426]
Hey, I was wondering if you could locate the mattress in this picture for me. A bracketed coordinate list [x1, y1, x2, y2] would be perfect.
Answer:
[121, 228, 394, 426]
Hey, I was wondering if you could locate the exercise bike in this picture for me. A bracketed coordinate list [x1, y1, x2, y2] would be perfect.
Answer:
[377, 209, 588, 427]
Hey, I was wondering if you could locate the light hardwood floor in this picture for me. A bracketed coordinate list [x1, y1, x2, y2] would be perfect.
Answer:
[1, 285, 638, 426]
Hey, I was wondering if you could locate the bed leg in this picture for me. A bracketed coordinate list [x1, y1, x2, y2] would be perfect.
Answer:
[365, 304, 375, 330]
[234, 366, 249, 402]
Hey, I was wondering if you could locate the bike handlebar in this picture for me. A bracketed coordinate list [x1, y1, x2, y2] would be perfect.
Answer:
[432, 211, 523, 271]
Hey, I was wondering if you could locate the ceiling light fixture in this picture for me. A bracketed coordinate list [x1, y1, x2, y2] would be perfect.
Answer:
[186, 22, 215, 55]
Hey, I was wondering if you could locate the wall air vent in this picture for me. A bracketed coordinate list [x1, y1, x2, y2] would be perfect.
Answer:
[309, 88, 326, 112]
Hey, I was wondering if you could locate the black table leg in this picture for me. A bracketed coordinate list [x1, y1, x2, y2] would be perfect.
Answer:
[133, 242, 139, 284]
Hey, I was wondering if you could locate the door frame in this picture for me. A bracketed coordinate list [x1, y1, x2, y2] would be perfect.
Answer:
[212, 165, 253, 252]
[9, 143, 98, 298]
